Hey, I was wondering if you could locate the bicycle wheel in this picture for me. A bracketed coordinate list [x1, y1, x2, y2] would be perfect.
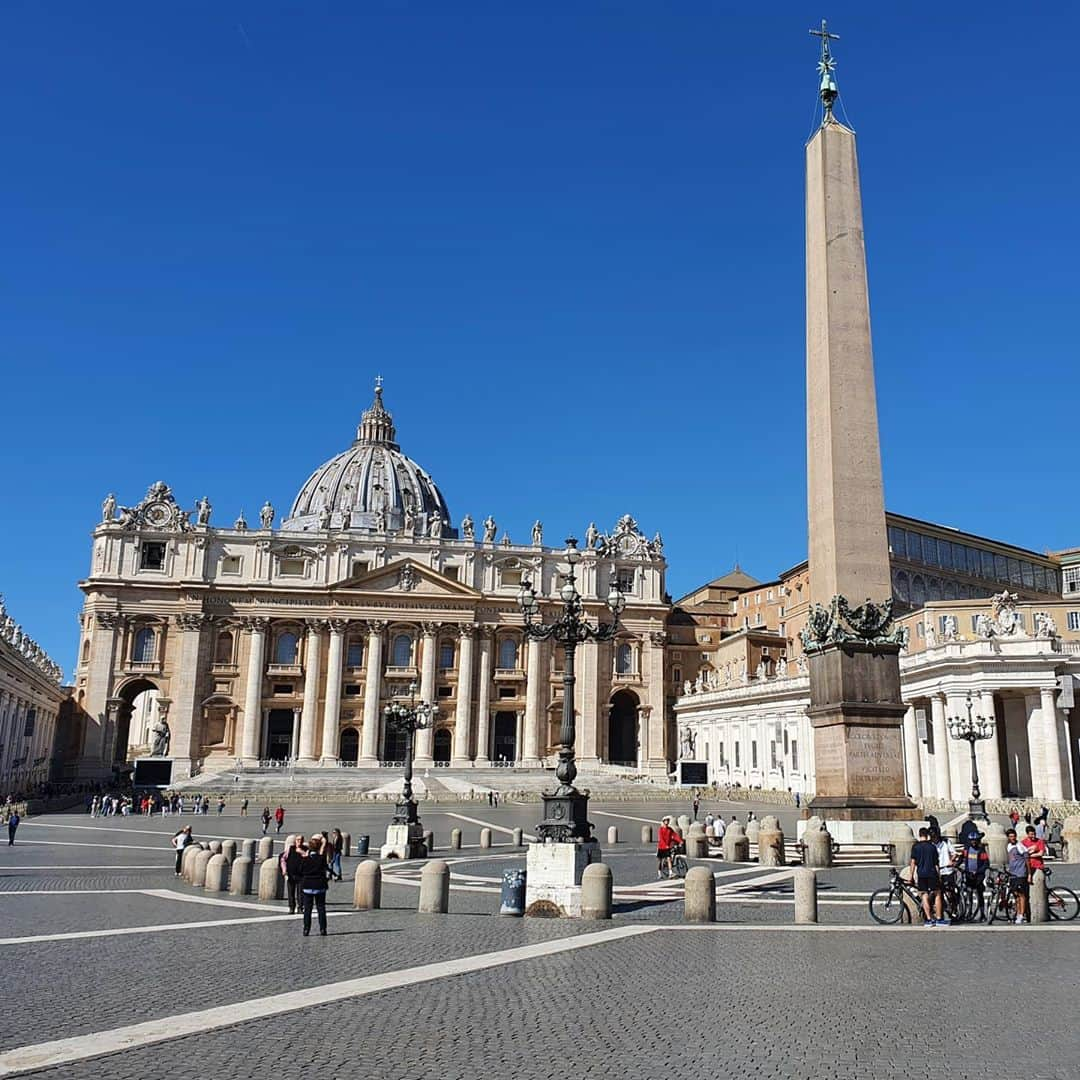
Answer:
[987, 886, 1006, 924]
[672, 855, 688, 878]
[868, 886, 905, 925]
[944, 882, 968, 924]
[1047, 886, 1080, 921]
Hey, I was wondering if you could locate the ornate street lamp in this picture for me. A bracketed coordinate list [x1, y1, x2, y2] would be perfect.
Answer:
[518, 537, 626, 841]
[947, 692, 996, 822]
[383, 681, 436, 855]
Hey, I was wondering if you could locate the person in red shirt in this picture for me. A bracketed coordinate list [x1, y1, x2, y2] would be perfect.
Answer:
[1021, 824, 1047, 877]
[274, 805, 286, 834]
[657, 816, 679, 879]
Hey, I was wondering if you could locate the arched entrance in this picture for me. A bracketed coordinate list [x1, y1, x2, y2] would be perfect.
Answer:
[608, 689, 639, 766]
[265, 709, 295, 761]
[493, 711, 517, 762]
[339, 727, 359, 763]
[433, 728, 452, 764]
[114, 678, 160, 763]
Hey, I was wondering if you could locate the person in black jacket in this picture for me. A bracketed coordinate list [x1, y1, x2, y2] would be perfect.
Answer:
[284, 837, 307, 915]
[299, 835, 330, 936]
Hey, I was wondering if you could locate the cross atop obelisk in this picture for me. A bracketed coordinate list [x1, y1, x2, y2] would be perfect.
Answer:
[808, 20, 840, 123]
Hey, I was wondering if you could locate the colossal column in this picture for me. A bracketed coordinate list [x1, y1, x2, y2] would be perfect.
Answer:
[901, 704, 922, 800]
[170, 612, 213, 779]
[451, 626, 476, 766]
[644, 631, 668, 773]
[978, 690, 1003, 800]
[473, 630, 492, 764]
[240, 617, 268, 764]
[577, 639, 600, 766]
[320, 620, 347, 764]
[82, 612, 124, 772]
[298, 620, 325, 764]
[802, 29, 913, 836]
[1038, 686, 1065, 801]
[359, 621, 385, 765]
[413, 622, 439, 766]
[521, 637, 544, 767]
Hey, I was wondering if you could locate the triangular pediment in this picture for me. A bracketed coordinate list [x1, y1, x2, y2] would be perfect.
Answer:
[333, 558, 482, 599]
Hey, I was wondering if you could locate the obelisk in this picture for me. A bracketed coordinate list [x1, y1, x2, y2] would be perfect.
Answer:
[802, 22, 915, 839]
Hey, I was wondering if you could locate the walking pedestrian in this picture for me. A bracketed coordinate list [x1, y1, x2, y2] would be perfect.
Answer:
[7, 811, 20, 845]
[240, 798, 249, 817]
[330, 828, 344, 881]
[274, 805, 285, 834]
[217, 798, 226, 816]
[692, 795, 700, 821]
[298, 834, 331, 936]
[171, 825, 192, 875]
[261, 807, 271, 835]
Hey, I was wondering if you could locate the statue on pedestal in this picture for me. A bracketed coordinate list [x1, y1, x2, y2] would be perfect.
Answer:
[482, 516, 497, 543]
[150, 719, 171, 757]
[101, 493, 117, 522]
[259, 502, 275, 529]
[195, 496, 212, 526]
[531, 521, 543, 546]
[461, 514, 475, 541]
[429, 512, 443, 539]
[585, 522, 599, 550]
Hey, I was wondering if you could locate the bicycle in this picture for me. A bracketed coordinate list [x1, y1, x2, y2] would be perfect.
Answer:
[670, 841, 689, 879]
[868, 868, 926, 925]
[986, 868, 1020, 924]
[1043, 867, 1080, 921]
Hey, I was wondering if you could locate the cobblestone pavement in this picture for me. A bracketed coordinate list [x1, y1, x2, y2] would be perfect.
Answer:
[2, 800, 1078, 1079]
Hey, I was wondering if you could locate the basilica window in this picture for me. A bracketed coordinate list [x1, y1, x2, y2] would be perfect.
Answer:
[615, 643, 633, 675]
[346, 639, 364, 668]
[497, 638, 518, 671]
[221, 555, 242, 575]
[278, 558, 306, 577]
[214, 631, 234, 665]
[140, 542, 166, 570]
[439, 641, 455, 669]
[81, 639, 90, 664]
[616, 569, 635, 594]
[275, 632, 299, 665]
[1064, 568, 1080, 595]
[672, 666, 682, 683]
[132, 627, 156, 663]
[1067, 612, 1080, 631]
[391, 634, 413, 668]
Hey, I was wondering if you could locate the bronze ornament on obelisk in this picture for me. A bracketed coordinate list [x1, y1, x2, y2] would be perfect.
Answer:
[802, 22, 915, 832]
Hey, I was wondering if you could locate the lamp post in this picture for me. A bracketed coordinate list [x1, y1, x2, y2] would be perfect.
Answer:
[383, 681, 436, 855]
[947, 692, 996, 822]
[518, 537, 625, 842]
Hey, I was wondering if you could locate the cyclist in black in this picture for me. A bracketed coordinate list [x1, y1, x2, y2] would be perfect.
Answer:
[910, 827, 942, 927]
[958, 830, 990, 921]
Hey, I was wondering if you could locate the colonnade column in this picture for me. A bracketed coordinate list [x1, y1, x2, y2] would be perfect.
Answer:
[902, 704, 922, 800]
[644, 631, 668, 773]
[171, 612, 212, 779]
[945, 693, 969, 799]
[521, 637, 544, 767]
[978, 690, 1003, 800]
[930, 693, 950, 800]
[577, 638, 600, 766]
[1024, 692, 1046, 799]
[320, 620, 347, 764]
[414, 622, 439, 767]
[473, 631, 492, 764]
[298, 620, 325, 764]
[451, 626, 476, 766]
[290, 706, 302, 760]
[240, 617, 268, 764]
[1039, 686, 1065, 801]
[359, 621, 386, 765]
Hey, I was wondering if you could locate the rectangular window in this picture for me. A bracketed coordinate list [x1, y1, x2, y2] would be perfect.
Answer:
[1067, 612, 1080, 631]
[279, 558, 305, 577]
[498, 686, 516, 699]
[672, 667, 682, 683]
[344, 684, 362, 697]
[994, 554, 1009, 582]
[767, 589, 774, 600]
[971, 614, 981, 632]
[140, 542, 166, 570]
[439, 643, 455, 668]
[444, 565, 459, 582]
[939, 615, 949, 633]
[905, 530, 921, 562]
[23, 708, 36, 737]
[221, 555, 242, 575]
[718, 741, 725, 766]
[735, 742, 741, 768]
[751, 741, 758, 769]
[616, 569, 635, 593]
[791, 739, 799, 770]
[1021, 562, 1034, 588]
[922, 536, 938, 567]
[1063, 567, 1080, 594]
[1034, 566, 1048, 592]
[351, 560, 369, 577]
[770, 741, 778, 770]
[761, 646, 770, 656]
[916, 621, 924, 637]
[437, 685, 453, 698]
[273, 684, 293, 696]
[966, 546, 980, 577]
[346, 641, 363, 667]
[1008, 558, 1022, 585]
[981, 550, 995, 579]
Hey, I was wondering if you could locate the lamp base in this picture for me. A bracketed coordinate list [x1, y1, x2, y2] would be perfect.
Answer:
[536, 790, 592, 843]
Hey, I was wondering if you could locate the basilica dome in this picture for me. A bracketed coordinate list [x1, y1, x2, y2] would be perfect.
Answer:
[283, 382, 454, 536]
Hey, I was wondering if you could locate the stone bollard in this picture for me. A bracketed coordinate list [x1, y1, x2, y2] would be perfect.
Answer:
[229, 856, 254, 896]
[683, 866, 716, 923]
[607, 825, 619, 845]
[284, 834, 296, 852]
[984, 821, 1008, 869]
[686, 822, 708, 859]
[180, 844, 201, 882]
[241, 838, 256, 861]
[581, 863, 613, 920]
[204, 853, 229, 892]
[343, 833, 352, 858]
[1030, 869, 1049, 923]
[480, 828, 492, 849]
[1061, 816, 1080, 863]
[512, 827, 523, 847]
[746, 819, 761, 844]
[641, 824, 653, 845]
[418, 859, 450, 913]
[208, 840, 223, 855]
[257, 837, 273, 862]
[221, 839, 237, 864]
[423, 829, 434, 854]
[192, 848, 213, 887]
[257, 856, 285, 901]
[722, 822, 749, 863]
[450, 828, 462, 850]
[794, 868, 818, 924]
[677, 814, 691, 834]
[889, 824, 915, 869]
[757, 820, 785, 867]
[802, 825, 833, 869]
[353, 860, 382, 910]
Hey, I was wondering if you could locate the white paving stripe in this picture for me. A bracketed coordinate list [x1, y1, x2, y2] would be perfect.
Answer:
[0, 924, 656, 1076]
[442, 812, 537, 842]
[6, 840, 169, 853]
[140, 889, 286, 912]
[0, 866, 165, 872]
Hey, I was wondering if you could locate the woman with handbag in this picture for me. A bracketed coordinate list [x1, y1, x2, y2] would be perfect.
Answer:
[329, 828, 345, 882]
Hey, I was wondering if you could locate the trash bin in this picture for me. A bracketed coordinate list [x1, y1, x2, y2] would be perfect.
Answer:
[499, 869, 526, 916]
[356, 835, 370, 857]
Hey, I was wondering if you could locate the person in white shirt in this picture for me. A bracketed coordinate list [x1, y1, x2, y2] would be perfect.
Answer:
[933, 832, 956, 926]
[713, 817, 727, 842]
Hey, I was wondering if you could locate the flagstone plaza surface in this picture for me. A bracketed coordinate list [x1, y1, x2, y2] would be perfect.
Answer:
[2, 797, 1079, 1079]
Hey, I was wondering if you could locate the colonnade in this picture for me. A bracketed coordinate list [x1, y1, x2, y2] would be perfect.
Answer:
[0, 687, 60, 789]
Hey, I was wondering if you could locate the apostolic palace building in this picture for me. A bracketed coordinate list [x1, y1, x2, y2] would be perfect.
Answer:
[69, 384, 672, 783]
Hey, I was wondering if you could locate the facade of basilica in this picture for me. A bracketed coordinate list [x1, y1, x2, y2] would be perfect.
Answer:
[69, 385, 674, 782]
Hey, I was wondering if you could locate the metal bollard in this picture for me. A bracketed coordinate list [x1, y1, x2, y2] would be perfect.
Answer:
[607, 825, 619, 845]
[683, 866, 716, 923]
[499, 869, 527, 916]
[450, 827, 462, 850]
[418, 859, 450, 913]
[1030, 869, 1049, 923]
[356, 835, 370, 857]
[641, 824, 653, 845]
[512, 827, 523, 847]
[229, 856, 254, 896]
[353, 860, 382, 910]
[480, 828, 492, 849]
[581, 863, 613, 920]
[794, 868, 818, 924]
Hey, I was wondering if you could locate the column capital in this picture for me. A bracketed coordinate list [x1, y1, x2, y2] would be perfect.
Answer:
[364, 619, 389, 636]
[328, 618, 350, 635]
[305, 618, 330, 634]
[241, 616, 270, 634]
[456, 623, 478, 640]
[95, 611, 126, 630]
[421, 621, 441, 638]
[175, 611, 214, 632]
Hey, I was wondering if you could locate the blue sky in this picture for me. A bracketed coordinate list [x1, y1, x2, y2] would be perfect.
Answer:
[3, 4, 1077, 674]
